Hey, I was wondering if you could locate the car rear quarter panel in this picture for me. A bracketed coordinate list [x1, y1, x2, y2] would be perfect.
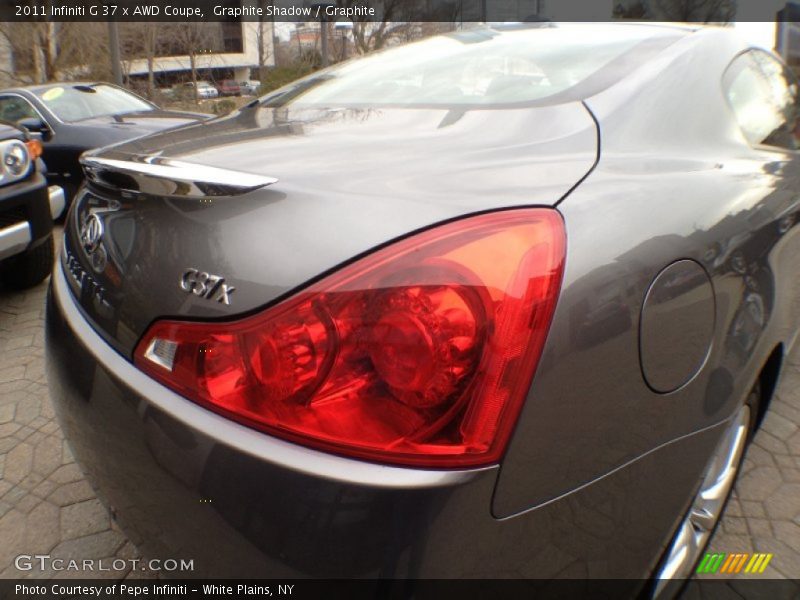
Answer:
[494, 30, 800, 517]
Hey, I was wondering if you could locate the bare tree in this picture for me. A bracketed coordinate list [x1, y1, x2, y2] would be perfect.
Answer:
[0, 24, 32, 83]
[120, 23, 163, 98]
[0, 21, 62, 82]
[346, 0, 412, 54]
[256, 12, 275, 81]
[341, 0, 456, 55]
[396, 21, 456, 45]
[643, 0, 735, 21]
[34, 22, 56, 82]
[0, 20, 111, 83]
[171, 23, 218, 103]
[141, 23, 161, 98]
[612, 1, 648, 19]
[332, 26, 353, 63]
[71, 23, 114, 80]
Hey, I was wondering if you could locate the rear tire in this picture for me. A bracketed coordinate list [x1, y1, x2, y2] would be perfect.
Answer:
[744, 380, 761, 442]
[650, 379, 761, 598]
[0, 234, 54, 289]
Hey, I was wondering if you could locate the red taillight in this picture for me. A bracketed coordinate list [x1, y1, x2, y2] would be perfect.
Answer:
[134, 209, 565, 468]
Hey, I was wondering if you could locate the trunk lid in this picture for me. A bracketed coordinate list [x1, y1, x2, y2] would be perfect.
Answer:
[63, 103, 597, 356]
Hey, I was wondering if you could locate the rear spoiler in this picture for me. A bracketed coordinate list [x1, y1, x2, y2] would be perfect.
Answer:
[81, 155, 278, 198]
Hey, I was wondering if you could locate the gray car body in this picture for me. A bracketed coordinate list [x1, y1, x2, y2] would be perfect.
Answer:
[45, 24, 799, 585]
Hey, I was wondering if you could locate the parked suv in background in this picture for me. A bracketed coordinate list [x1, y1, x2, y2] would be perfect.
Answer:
[217, 80, 242, 97]
[0, 121, 63, 289]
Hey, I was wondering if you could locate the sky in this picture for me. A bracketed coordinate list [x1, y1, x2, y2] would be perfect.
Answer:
[734, 22, 777, 50]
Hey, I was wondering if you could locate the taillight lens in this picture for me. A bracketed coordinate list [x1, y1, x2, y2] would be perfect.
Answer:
[134, 209, 565, 468]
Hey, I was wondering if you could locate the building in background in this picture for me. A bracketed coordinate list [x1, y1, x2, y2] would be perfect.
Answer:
[124, 21, 275, 87]
[0, 19, 275, 89]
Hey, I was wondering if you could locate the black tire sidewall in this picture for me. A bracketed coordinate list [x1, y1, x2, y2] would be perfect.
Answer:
[0, 234, 55, 290]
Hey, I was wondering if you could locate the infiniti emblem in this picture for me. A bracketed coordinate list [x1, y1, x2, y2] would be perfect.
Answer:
[80, 214, 104, 255]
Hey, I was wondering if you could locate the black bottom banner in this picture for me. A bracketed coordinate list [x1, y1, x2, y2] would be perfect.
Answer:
[1, 579, 798, 600]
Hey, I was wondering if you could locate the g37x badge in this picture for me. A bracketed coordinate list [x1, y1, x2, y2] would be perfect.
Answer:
[180, 269, 235, 305]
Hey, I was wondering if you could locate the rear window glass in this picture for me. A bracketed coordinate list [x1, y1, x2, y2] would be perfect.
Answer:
[723, 49, 800, 150]
[263, 24, 685, 109]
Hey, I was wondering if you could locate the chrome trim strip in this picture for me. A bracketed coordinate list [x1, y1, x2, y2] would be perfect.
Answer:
[81, 156, 278, 198]
[0, 221, 31, 261]
[51, 263, 491, 489]
[48, 185, 65, 219]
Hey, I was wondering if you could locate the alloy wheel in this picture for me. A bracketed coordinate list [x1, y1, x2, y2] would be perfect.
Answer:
[652, 403, 751, 598]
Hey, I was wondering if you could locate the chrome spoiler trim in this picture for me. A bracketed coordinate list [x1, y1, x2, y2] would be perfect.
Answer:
[81, 155, 278, 198]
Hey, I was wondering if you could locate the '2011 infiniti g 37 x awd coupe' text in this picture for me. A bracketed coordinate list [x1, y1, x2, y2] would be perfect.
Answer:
[45, 23, 800, 594]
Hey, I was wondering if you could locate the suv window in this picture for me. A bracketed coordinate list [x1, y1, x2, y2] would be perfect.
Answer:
[724, 49, 800, 150]
[0, 96, 38, 124]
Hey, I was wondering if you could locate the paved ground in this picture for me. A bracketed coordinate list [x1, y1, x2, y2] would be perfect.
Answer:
[703, 353, 800, 579]
[0, 280, 145, 579]
[1, 243, 800, 582]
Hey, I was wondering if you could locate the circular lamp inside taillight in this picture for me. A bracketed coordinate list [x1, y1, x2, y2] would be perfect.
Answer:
[367, 281, 485, 410]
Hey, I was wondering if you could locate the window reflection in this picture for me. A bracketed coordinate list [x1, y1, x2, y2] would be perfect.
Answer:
[724, 50, 800, 150]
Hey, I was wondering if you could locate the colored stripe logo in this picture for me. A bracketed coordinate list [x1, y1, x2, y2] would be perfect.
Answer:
[696, 552, 773, 574]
